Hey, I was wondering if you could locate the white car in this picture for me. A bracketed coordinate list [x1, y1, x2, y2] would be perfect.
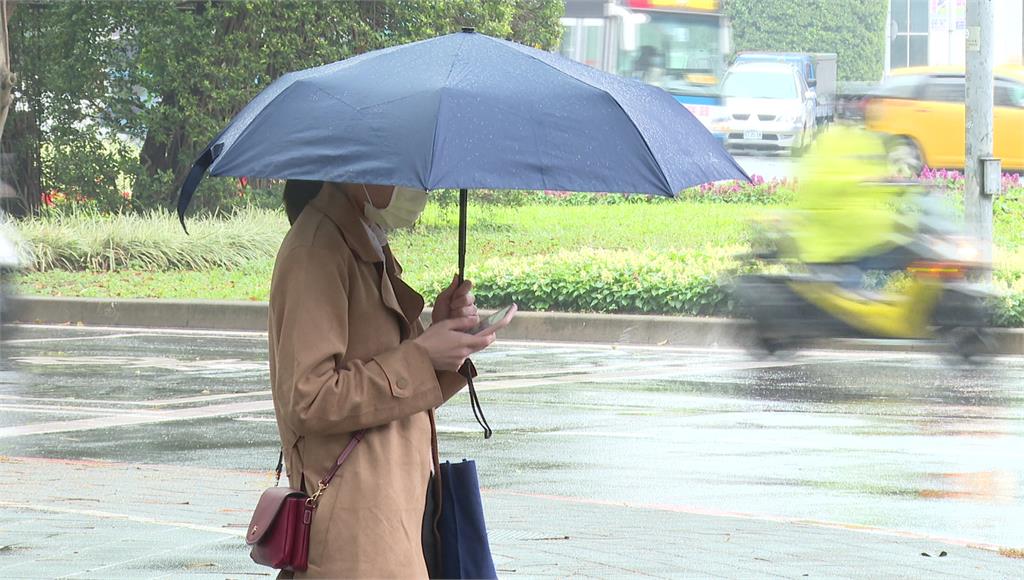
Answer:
[721, 62, 816, 154]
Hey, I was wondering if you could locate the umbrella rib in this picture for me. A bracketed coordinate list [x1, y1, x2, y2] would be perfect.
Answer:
[425, 33, 469, 190]
[208, 82, 307, 175]
[487, 37, 675, 196]
[209, 43, 410, 170]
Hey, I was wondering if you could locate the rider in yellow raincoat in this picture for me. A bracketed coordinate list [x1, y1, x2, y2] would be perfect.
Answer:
[784, 126, 940, 338]
[791, 125, 908, 265]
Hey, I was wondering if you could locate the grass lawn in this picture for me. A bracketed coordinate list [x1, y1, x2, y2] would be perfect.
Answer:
[17, 202, 759, 301]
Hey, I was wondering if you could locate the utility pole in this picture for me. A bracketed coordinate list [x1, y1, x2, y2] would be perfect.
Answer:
[964, 0, 994, 282]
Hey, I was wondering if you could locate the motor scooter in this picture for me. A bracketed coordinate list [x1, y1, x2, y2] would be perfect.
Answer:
[734, 184, 995, 359]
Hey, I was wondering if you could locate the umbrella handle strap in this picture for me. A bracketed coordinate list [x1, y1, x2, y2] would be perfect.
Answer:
[462, 363, 492, 439]
[456, 189, 491, 439]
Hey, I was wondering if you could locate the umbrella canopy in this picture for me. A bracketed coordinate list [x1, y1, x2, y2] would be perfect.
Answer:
[177, 28, 746, 220]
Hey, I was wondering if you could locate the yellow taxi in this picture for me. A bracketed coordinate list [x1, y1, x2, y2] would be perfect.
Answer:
[864, 65, 1024, 174]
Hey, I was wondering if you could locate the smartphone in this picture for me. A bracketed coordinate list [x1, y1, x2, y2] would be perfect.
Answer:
[470, 303, 517, 335]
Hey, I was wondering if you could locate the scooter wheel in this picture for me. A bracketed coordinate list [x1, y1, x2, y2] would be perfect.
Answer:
[947, 327, 996, 362]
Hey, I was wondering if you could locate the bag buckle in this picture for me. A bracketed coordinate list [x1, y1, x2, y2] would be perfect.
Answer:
[306, 481, 328, 508]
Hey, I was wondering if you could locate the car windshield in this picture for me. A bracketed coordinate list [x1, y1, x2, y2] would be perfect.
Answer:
[722, 71, 797, 99]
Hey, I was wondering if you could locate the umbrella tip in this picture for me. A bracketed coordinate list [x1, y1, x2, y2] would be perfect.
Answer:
[460, 26, 475, 33]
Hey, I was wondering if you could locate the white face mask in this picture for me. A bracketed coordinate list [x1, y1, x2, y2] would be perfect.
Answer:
[364, 186, 428, 231]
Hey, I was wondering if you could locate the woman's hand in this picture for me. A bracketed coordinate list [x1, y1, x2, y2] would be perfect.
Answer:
[414, 316, 494, 372]
[432, 275, 478, 324]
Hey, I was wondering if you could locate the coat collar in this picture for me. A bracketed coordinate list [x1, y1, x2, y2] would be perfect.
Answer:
[308, 184, 424, 338]
[309, 183, 385, 264]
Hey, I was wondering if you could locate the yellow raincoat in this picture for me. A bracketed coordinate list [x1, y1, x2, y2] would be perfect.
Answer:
[792, 126, 906, 264]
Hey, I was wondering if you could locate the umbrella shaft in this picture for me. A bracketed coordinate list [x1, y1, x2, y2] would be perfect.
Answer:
[458, 188, 468, 284]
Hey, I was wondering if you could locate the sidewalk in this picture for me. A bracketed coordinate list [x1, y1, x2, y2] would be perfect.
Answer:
[0, 456, 1019, 579]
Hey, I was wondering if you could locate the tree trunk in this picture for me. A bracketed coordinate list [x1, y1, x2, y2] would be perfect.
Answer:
[137, 91, 189, 208]
[136, 8, 249, 209]
[2, 109, 40, 216]
[0, 0, 19, 213]
[0, 0, 15, 146]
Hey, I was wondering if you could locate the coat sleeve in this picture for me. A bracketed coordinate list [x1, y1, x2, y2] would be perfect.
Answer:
[272, 244, 445, 437]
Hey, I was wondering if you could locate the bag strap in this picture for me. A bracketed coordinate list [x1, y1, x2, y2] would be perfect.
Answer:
[307, 429, 366, 506]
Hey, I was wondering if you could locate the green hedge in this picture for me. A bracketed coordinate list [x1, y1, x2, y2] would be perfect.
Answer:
[418, 249, 747, 315]
[14, 204, 1024, 327]
[724, 0, 888, 82]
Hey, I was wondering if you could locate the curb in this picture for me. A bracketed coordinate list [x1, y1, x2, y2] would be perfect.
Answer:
[7, 295, 1024, 354]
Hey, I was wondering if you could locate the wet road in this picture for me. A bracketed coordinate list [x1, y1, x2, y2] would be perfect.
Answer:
[733, 154, 795, 181]
[1, 324, 1023, 577]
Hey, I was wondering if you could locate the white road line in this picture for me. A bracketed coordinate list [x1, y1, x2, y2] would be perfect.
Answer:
[9, 323, 267, 339]
[2, 332, 148, 345]
[473, 358, 812, 391]
[0, 390, 271, 408]
[0, 500, 244, 538]
[143, 390, 272, 406]
[0, 404, 158, 417]
[0, 400, 273, 438]
[12, 355, 267, 373]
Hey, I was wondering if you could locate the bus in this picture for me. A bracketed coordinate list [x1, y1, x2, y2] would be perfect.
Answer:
[560, 0, 731, 134]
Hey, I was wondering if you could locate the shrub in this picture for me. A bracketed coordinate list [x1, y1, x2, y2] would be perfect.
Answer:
[19, 207, 288, 271]
[429, 175, 791, 209]
[416, 248, 748, 315]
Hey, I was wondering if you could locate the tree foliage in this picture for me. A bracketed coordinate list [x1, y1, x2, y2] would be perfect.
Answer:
[6, 0, 563, 214]
[723, 0, 887, 82]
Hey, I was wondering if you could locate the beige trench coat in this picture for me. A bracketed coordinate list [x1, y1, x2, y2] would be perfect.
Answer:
[268, 184, 467, 578]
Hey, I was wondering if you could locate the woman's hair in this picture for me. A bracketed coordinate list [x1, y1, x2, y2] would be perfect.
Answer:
[282, 179, 325, 225]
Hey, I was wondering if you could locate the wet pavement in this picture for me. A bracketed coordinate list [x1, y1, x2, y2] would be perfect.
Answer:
[733, 154, 795, 181]
[1, 324, 1023, 578]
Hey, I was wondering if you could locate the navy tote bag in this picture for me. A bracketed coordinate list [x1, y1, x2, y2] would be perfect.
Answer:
[437, 460, 498, 579]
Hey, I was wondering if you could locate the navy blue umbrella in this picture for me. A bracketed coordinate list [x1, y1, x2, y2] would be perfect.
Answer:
[177, 28, 746, 226]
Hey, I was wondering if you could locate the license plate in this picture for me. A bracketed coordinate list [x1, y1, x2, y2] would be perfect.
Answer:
[743, 130, 763, 140]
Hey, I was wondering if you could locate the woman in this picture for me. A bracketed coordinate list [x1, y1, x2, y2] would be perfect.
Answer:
[269, 180, 503, 578]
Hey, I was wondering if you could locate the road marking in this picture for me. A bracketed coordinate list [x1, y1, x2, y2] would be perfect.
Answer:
[1, 332, 147, 345]
[0, 500, 245, 537]
[473, 358, 813, 391]
[8, 323, 268, 339]
[0, 400, 273, 438]
[0, 403, 162, 417]
[11, 355, 267, 373]
[483, 489, 1006, 553]
[0, 390, 272, 408]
